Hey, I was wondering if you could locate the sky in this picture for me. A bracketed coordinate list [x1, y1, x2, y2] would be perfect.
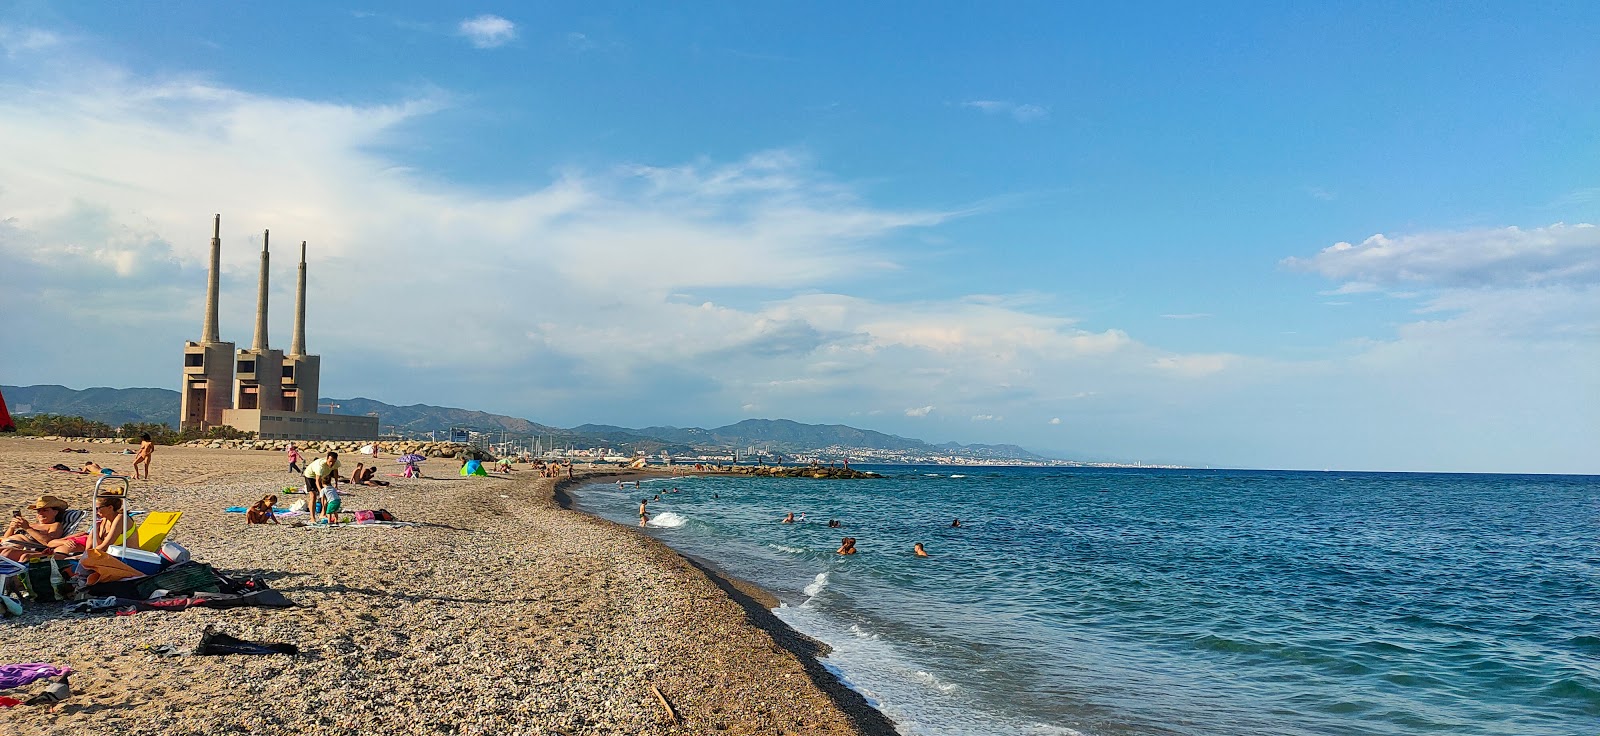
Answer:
[0, 2, 1596, 473]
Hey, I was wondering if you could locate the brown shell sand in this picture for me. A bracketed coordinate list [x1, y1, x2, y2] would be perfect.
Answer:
[0, 437, 898, 735]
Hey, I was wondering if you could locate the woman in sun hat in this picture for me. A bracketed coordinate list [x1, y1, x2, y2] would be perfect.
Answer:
[1, 496, 70, 561]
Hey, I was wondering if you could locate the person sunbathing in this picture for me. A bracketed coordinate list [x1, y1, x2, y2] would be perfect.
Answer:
[348, 463, 389, 487]
[2, 496, 70, 561]
[246, 495, 281, 525]
[89, 497, 138, 552]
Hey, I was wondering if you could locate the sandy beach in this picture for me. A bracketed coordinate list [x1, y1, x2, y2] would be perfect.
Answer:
[0, 437, 897, 735]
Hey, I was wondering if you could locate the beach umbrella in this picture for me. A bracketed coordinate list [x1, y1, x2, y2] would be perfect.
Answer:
[396, 454, 426, 464]
[360, 444, 377, 455]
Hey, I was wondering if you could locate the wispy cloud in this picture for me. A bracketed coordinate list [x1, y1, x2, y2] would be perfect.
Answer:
[971, 414, 1002, 421]
[1049, 417, 1061, 425]
[1160, 312, 1211, 320]
[0, 25, 62, 56]
[905, 406, 934, 417]
[458, 15, 516, 49]
[1282, 223, 1600, 289]
[961, 100, 1049, 123]
[1306, 186, 1336, 201]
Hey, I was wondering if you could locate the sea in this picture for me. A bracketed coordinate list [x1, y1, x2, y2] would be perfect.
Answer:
[569, 466, 1600, 736]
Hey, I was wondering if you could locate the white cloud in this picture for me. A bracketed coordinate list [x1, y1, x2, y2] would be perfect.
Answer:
[458, 15, 516, 48]
[971, 414, 1002, 421]
[905, 406, 934, 417]
[1283, 223, 1600, 289]
[1049, 417, 1061, 425]
[1152, 354, 1235, 377]
[961, 100, 1049, 123]
[0, 25, 60, 56]
[1160, 312, 1211, 320]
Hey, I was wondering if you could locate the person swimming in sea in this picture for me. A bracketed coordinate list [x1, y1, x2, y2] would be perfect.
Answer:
[837, 537, 857, 555]
[827, 519, 841, 528]
[951, 518, 962, 528]
[781, 512, 795, 524]
[913, 542, 929, 557]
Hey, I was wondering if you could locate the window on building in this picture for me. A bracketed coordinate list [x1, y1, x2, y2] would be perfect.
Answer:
[282, 365, 294, 378]
[185, 353, 204, 367]
[238, 360, 255, 373]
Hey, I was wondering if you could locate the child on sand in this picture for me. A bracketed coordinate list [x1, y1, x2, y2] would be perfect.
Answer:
[246, 495, 280, 525]
[286, 444, 303, 474]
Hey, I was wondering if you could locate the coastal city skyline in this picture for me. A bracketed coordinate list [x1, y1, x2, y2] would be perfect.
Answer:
[1, 4, 1596, 473]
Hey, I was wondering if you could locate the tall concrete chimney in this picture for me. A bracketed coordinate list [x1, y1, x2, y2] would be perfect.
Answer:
[201, 214, 222, 343]
[252, 229, 270, 351]
[291, 241, 307, 356]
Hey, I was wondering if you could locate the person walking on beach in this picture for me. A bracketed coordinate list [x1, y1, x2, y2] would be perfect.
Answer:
[286, 444, 303, 474]
[132, 433, 155, 480]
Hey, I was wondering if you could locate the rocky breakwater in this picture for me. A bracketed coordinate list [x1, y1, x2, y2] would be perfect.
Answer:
[175, 438, 486, 459]
[715, 465, 881, 479]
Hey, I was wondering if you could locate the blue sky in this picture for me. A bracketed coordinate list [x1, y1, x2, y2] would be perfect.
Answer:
[0, 2, 1596, 472]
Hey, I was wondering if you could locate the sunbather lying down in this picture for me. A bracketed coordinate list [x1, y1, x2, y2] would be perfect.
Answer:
[349, 463, 389, 487]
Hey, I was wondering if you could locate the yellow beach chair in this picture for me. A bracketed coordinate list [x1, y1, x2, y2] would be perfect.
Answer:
[117, 511, 182, 552]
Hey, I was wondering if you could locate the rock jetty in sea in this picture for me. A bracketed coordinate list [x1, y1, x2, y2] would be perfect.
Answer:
[708, 465, 881, 479]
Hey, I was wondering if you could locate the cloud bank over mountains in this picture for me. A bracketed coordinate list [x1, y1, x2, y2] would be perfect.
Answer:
[0, 26, 1593, 473]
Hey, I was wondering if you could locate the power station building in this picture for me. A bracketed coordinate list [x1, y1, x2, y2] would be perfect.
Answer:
[180, 215, 377, 441]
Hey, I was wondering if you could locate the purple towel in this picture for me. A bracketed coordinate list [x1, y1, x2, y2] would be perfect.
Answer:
[0, 663, 70, 690]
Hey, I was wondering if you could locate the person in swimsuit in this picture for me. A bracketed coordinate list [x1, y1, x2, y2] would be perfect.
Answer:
[913, 542, 929, 557]
[2, 496, 69, 561]
[639, 499, 649, 527]
[951, 518, 962, 528]
[246, 495, 281, 525]
[837, 537, 857, 555]
[781, 512, 795, 524]
[132, 433, 155, 480]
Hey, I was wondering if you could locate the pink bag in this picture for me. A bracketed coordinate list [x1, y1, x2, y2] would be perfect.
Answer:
[353, 510, 376, 524]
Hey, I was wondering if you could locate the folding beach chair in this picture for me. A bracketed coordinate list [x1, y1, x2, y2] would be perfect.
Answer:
[126, 512, 182, 552]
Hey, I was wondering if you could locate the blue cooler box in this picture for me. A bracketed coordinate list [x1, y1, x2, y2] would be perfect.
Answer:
[108, 546, 165, 576]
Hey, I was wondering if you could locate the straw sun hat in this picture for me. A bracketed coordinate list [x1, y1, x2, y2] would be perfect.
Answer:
[26, 495, 69, 511]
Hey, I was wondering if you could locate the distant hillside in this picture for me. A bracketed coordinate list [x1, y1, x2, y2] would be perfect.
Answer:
[2, 385, 180, 427]
[326, 397, 564, 436]
[0, 385, 1054, 461]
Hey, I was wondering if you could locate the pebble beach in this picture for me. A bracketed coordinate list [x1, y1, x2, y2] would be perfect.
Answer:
[0, 437, 898, 735]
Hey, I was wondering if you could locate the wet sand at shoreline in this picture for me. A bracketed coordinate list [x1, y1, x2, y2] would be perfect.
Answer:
[0, 437, 896, 735]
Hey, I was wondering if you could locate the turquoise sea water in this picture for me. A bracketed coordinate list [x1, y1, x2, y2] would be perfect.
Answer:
[571, 467, 1600, 736]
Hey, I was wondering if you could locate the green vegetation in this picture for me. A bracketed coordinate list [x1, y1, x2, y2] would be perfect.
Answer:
[11, 414, 254, 444]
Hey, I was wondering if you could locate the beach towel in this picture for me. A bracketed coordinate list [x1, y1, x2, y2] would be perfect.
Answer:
[0, 663, 69, 690]
[80, 548, 142, 586]
[225, 507, 293, 514]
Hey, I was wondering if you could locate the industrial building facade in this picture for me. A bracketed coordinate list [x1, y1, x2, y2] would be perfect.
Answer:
[180, 215, 377, 441]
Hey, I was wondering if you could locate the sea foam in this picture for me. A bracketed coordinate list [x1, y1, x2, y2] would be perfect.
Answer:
[647, 511, 688, 528]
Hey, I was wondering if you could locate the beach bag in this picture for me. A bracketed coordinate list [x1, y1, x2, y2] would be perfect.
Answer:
[353, 510, 375, 524]
[132, 561, 223, 598]
[80, 548, 143, 586]
[375, 509, 394, 522]
[24, 559, 78, 602]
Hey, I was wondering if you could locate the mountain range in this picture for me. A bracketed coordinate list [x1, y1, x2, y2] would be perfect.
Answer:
[1, 384, 1051, 461]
